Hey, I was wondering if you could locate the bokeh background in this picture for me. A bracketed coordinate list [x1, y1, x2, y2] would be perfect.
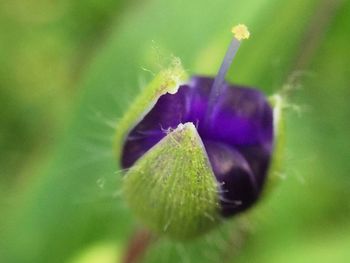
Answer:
[1, 0, 349, 262]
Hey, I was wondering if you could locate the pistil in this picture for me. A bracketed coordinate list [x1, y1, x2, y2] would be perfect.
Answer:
[206, 24, 250, 123]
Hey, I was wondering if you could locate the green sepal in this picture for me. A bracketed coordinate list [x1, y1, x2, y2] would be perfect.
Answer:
[264, 94, 286, 194]
[122, 122, 220, 240]
[113, 60, 187, 163]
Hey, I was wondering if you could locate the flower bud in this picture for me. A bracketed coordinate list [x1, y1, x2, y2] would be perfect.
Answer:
[114, 61, 283, 239]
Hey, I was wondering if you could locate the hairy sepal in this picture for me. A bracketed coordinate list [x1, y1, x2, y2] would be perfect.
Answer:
[264, 94, 286, 194]
[122, 122, 220, 240]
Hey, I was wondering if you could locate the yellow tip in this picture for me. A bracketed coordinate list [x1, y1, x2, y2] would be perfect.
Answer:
[231, 24, 250, 41]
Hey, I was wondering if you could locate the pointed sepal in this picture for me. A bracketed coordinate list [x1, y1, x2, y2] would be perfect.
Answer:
[122, 122, 220, 240]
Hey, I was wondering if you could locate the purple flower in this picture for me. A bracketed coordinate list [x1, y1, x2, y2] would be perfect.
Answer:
[121, 76, 274, 217]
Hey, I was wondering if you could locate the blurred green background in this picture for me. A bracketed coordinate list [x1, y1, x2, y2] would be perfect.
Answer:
[1, 0, 349, 262]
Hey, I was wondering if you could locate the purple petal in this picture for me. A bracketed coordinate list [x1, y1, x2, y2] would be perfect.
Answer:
[204, 141, 258, 217]
[121, 85, 189, 168]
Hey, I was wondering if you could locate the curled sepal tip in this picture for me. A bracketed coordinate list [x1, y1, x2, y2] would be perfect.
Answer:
[122, 122, 220, 240]
[113, 59, 187, 163]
